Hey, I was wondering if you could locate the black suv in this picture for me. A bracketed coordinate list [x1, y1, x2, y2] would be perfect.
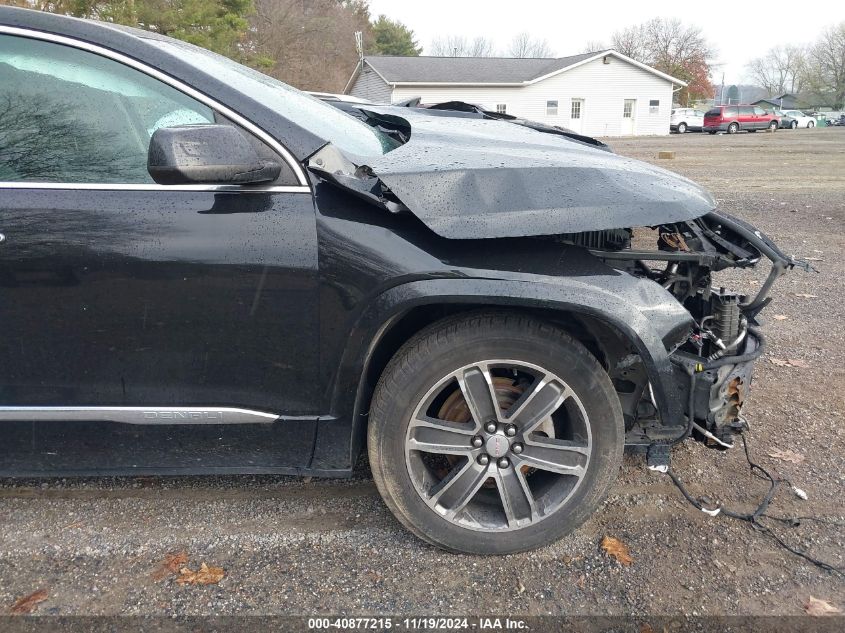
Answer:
[0, 7, 805, 554]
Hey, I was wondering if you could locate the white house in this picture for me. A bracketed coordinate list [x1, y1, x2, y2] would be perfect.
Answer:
[345, 50, 687, 137]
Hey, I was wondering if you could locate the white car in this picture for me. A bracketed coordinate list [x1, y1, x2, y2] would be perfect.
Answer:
[781, 110, 816, 129]
[670, 108, 705, 133]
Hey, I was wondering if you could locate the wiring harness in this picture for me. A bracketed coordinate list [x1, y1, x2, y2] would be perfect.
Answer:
[663, 435, 845, 577]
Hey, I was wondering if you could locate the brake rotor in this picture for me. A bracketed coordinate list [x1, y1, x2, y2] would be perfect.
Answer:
[433, 376, 555, 482]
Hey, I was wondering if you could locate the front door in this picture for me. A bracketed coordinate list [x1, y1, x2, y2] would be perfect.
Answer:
[569, 99, 585, 134]
[622, 99, 636, 135]
[0, 34, 320, 419]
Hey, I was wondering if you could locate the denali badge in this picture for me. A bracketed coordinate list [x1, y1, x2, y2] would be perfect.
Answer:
[142, 410, 224, 420]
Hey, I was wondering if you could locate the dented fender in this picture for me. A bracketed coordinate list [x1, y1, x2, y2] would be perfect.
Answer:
[315, 272, 695, 471]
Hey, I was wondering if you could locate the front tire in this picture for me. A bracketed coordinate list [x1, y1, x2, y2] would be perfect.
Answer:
[791, 120, 798, 129]
[368, 312, 624, 554]
[677, 122, 687, 134]
[808, 120, 815, 128]
[769, 120, 778, 131]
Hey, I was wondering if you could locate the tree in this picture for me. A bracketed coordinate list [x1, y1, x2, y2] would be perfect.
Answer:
[508, 32, 553, 58]
[5, 0, 256, 61]
[370, 14, 421, 56]
[804, 22, 845, 107]
[429, 35, 496, 57]
[581, 40, 607, 54]
[610, 25, 650, 61]
[610, 18, 714, 105]
[251, 0, 373, 91]
[746, 45, 806, 96]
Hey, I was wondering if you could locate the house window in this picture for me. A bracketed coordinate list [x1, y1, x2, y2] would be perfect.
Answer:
[649, 99, 660, 115]
[623, 101, 634, 118]
[496, 104, 507, 114]
[546, 100, 558, 115]
[571, 99, 582, 119]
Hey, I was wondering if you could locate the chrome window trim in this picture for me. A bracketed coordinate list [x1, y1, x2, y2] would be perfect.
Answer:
[0, 25, 310, 188]
[0, 181, 310, 193]
[0, 406, 280, 425]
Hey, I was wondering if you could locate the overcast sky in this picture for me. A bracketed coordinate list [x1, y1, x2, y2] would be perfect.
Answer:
[367, 0, 845, 85]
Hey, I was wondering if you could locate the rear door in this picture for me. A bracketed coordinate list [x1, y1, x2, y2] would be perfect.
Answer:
[703, 107, 721, 128]
[0, 32, 320, 426]
[738, 106, 755, 129]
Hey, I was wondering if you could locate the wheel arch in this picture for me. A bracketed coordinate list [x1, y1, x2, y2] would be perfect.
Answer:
[309, 277, 691, 472]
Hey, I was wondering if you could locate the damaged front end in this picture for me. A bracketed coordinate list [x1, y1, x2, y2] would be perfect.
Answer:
[308, 103, 811, 454]
[581, 211, 813, 451]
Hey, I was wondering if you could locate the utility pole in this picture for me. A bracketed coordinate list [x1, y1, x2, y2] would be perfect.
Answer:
[720, 72, 725, 105]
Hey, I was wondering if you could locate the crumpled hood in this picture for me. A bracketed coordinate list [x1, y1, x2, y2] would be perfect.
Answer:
[335, 110, 716, 240]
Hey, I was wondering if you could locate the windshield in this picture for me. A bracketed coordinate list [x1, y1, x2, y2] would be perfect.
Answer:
[144, 38, 400, 157]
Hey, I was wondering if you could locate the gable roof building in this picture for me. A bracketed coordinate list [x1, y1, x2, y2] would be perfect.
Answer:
[752, 93, 837, 112]
[345, 50, 687, 137]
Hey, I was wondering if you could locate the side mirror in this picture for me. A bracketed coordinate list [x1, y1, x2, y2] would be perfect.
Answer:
[147, 125, 282, 185]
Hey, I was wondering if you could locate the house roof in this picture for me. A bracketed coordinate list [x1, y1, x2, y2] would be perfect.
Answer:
[348, 50, 687, 90]
[362, 52, 598, 84]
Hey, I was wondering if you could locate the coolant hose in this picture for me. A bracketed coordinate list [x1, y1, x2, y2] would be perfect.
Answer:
[700, 326, 766, 370]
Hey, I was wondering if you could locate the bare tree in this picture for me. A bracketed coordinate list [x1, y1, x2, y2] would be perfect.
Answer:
[581, 40, 607, 53]
[610, 25, 650, 61]
[610, 18, 715, 104]
[429, 35, 497, 57]
[508, 32, 554, 58]
[804, 22, 845, 107]
[250, 0, 372, 92]
[746, 45, 807, 96]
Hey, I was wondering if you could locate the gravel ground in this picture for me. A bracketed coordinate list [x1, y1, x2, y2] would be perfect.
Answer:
[1, 128, 843, 619]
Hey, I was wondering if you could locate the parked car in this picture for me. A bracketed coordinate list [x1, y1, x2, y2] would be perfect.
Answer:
[703, 105, 780, 134]
[774, 110, 797, 129]
[0, 6, 808, 554]
[670, 108, 705, 133]
[780, 110, 816, 129]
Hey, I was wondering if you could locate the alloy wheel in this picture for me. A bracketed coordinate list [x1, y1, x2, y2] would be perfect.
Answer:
[404, 360, 592, 532]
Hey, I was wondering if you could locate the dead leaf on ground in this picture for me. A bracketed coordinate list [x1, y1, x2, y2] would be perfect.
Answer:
[601, 535, 633, 566]
[772, 314, 788, 321]
[640, 624, 656, 633]
[9, 589, 48, 615]
[804, 596, 842, 616]
[768, 358, 810, 368]
[768, 448, 805, 464]
[151, 551, 189, 581]
[176, 562, 225, 586]
[794, 293, 818, 299]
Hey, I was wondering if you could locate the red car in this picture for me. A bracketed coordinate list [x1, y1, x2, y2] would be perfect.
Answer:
[703, 105, 780, 134]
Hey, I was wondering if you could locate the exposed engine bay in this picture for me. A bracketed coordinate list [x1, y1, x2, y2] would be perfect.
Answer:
[579, 211, 813, 450]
